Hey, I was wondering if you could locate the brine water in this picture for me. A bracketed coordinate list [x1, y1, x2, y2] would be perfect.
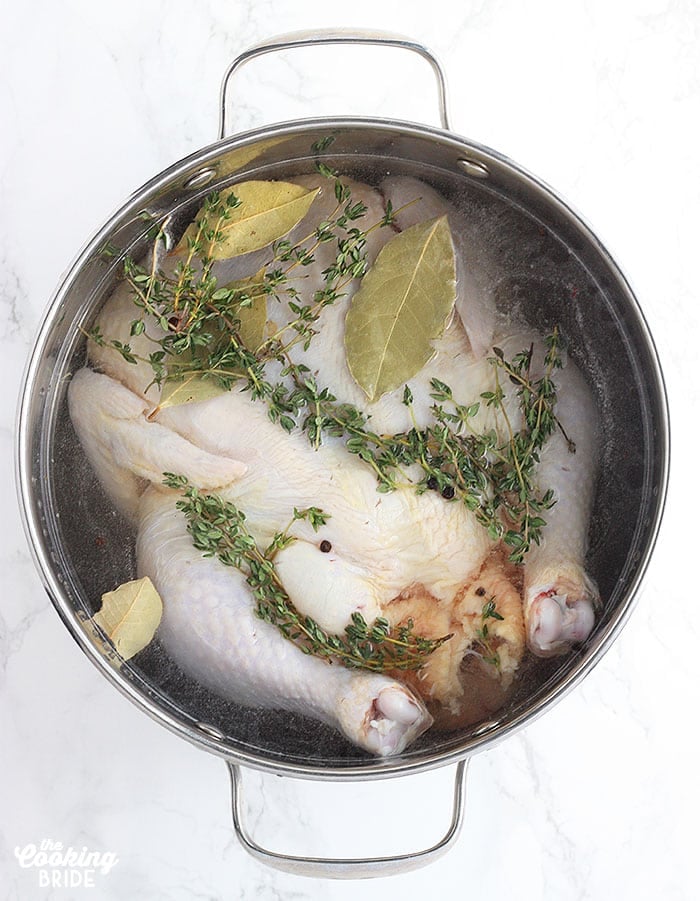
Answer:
[42, 140, 662, 768]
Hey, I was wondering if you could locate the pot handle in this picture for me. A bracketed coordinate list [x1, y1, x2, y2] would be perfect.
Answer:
[226, 758, 468, 880]
[218, 29, 451, 140]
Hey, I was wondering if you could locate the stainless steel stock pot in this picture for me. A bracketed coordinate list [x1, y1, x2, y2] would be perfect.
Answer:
[16, 31, 669, 879]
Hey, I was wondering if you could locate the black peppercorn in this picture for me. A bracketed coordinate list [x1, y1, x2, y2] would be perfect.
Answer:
[319, 540, 332, 553]
[426, 476, 438, 490]
[441, 485, 455, 499]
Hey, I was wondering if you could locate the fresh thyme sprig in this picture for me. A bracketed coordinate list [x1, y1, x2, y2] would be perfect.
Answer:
[162, 474, 452, 673]
[483, 328, 569, 560]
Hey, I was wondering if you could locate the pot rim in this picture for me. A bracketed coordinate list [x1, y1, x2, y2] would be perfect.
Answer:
[16, 115, 670, 780]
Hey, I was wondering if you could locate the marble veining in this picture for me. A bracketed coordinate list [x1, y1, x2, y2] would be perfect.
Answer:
[1, 0, 697, 898]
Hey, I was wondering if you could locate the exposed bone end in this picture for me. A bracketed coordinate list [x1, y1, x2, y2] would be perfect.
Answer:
[526, 573, 599, 656]
[335, 679, 432, 757]
[362, 686, 433, 756]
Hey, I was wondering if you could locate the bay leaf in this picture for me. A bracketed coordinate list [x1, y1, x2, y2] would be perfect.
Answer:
[344, 216, 456, 401]
[158, 374, 228, 410]
[179, 181, 319, 259]
[92, 576, 163, 660]
[229, 269, 268, 352]
[216, 136, 292, 177]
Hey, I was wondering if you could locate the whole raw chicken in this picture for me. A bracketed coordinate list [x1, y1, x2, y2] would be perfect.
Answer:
[69, 175, 600, 756]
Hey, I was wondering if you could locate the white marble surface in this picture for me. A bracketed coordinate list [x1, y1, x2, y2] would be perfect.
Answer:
[1, 0, 698, 898]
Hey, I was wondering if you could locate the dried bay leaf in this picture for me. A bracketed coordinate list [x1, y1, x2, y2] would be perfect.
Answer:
[238, 296, 267, 351]
[216, 135, 292, 177]
[92, 576, 163, 660]
[159, 374, 228, 410]
[178, 181, 319, 259]
[228, 269, 268, 352]
[344, 216, 456, 401]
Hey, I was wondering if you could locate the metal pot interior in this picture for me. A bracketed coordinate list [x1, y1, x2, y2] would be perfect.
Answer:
[20, 120, 668, 777]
